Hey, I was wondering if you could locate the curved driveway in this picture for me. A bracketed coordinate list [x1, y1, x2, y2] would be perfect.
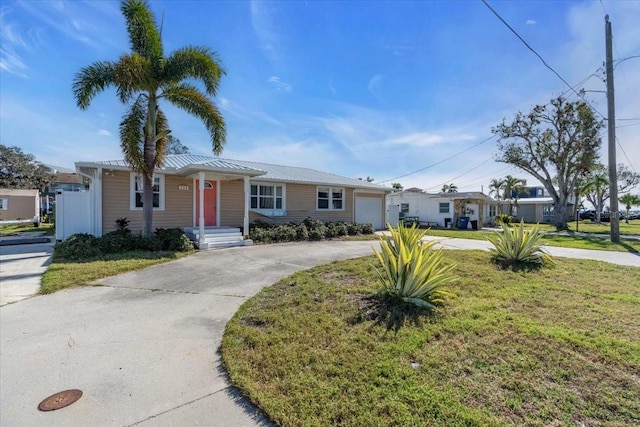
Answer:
[1, 239, 638, 426]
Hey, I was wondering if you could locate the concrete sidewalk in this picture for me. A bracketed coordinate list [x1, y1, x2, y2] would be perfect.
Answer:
[0, 240, 54, 306]
[1, 238, 638, 427]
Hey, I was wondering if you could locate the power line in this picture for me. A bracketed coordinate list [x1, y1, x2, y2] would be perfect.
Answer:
[423, 155, 496, 191]
[616, 137, 637, 173]
[377, 135, 498, 183]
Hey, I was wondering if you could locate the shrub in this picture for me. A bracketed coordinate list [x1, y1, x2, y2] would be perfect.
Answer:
[296, 224, 309, 241]
[308, 227, 325, 241]
[54, 233, 101, 260]
[495, 213, 513, 226]
[347, 222, 361, 236]
[154, 228, 193, 251]
[359, 222, 375, 235]
[97, 231, 137, 254]
[326, 222, 348, 238]
[249, 227, 273, 243]
[373, 223, 455, 309]
[488, 220, 553, 267]
[115, 217, 131, 234]
[273, 224, 297, 242]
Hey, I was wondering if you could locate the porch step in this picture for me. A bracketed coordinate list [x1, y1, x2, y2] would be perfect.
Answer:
[183, 227, 251, 250]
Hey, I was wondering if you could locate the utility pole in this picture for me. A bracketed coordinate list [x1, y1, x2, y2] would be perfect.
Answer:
[605, 15, 619, 243]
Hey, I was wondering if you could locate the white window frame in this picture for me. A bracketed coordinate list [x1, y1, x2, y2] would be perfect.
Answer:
[0, 198, 7, 210]
[489, 205, 497, 217]
[130, 173, 165, 211]
[317, 186, 345, 211]
[439, 202, 450, 214]
[250, 182, 286, 211]
[400, 203, 410, 214]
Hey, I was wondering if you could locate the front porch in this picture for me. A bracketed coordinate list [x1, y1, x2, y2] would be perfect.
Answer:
[183, 226, 253, 250]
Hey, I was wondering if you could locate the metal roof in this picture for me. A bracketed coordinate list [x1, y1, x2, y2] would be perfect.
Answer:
[76, 154, 388, 191]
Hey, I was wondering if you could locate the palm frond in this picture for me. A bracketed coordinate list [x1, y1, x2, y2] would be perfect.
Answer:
[73, 61, 117, 109]
[113, 54, 153, 103]
[119, 96, 147, 174]
[120, 0, 163, 61]
[163, 46, 226, 96]
[162, 82, 226, 154]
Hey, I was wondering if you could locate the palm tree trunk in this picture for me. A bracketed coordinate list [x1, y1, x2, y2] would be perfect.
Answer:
[142, 93, 158, 237]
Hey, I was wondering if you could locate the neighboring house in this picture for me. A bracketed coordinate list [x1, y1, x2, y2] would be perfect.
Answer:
[503, 187, 574, 223]
[387, 189, 498, 229]
[65, 154, 389, 247]
[0, 189, 40, 222]
[42, 167, 88, 213]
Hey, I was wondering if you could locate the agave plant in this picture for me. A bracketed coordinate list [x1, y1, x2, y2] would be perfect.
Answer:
[373, 223, 455, 309]
[488, 220, 553, 266]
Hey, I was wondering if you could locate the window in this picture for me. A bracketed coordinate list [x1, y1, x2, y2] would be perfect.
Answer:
[130, 174, 165, 210]
[543, 204, 553, 217]
[489, 205, 497, 217]
[400, 203, 409, 213]
[439, 202, 449, 213]
[250, 184, 284, 210]
[317, 187, 344, 210]
[0, 198, 7, 210]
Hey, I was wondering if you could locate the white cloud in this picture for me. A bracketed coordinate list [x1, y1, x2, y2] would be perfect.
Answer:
[367, 74, 384, 100]
[267, 76, 292, 92]
[250, 1, 282, 62]
[525, 19, 537, 25]
[98, 129, 111, 136]
[0, 8, 29, 76]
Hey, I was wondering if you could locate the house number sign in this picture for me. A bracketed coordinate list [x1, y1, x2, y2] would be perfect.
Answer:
[178, 185, 189, 191]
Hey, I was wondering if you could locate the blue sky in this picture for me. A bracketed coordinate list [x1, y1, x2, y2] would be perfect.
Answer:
[1, 0, 639, 192]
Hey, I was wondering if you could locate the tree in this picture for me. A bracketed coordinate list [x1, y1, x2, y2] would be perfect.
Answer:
[441, 183, 458, 193]
[579, 163, 639, 223]
[619, 194, 640, 224]
[502, 175, 527, 216]
[391, 182, 403, 192]
[358, 176, 374, 182]
[73, 0, 226, 236]
[493, 96, 603, 230]
[167, 135, 190, 154]
[0, 145, 55, 191]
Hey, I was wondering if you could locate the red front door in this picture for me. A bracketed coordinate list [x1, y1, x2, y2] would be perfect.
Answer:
[195, 180, 217, 226]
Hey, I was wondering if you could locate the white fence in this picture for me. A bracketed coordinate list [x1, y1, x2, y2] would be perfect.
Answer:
[55, 191, 93, 241]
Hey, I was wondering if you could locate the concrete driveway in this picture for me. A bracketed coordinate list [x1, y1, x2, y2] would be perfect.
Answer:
[1, 238, 638, 427]
[0, 240, 54, 306]
[0, 241, 376, 427]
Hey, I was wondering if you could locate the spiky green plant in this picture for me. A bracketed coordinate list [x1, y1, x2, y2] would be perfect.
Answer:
[373, 223, 455, 309]
[488, 220, 553, 266]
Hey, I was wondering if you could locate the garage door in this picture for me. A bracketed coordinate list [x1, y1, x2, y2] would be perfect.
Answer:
[355, 196, 383, 230]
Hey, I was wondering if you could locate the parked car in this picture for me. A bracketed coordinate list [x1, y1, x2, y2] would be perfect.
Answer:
[600, 212, 624, 222]
[624, 210, 640, 220]
[579, 210, 596, 220]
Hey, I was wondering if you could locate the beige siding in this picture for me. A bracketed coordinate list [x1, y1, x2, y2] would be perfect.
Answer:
[219, 182, 367, 226]
[219, 179, 245, 227]
[0, 194, 38, 221]
[102, 171, 192, 234]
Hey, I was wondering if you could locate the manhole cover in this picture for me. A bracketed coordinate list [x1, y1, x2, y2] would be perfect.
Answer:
[38, 389, 83, 411]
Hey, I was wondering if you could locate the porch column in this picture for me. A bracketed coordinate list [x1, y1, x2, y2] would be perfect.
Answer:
[243, 176, 250, 238]
[198, 171, 205, 245]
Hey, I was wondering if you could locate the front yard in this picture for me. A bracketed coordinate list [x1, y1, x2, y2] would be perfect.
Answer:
[222, 251, 640, 426]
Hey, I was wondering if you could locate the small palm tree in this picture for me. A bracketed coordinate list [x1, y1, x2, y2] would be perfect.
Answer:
[502, 175, 527, 216]
[441, 183, 458, 193]
[73, 0, 226, 236]
[488, 178, 505, 213]
[619, 194, 640, 224]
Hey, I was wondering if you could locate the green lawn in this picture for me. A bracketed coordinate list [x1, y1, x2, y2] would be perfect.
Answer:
[0, 222, 55, 236]
[422, 225, 640, 253]
[222, 251, 640, 426]
[40, 250, 192, 294]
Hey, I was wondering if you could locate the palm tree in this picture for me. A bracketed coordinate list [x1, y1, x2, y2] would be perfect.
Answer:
[488, 178, 505, 214]
[73, 0, 226, 236]
[502, 175, 527, 216]
[619, 194, 640, 224]
[580, 171, 609, 223]
[441, 183, 458, 193]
